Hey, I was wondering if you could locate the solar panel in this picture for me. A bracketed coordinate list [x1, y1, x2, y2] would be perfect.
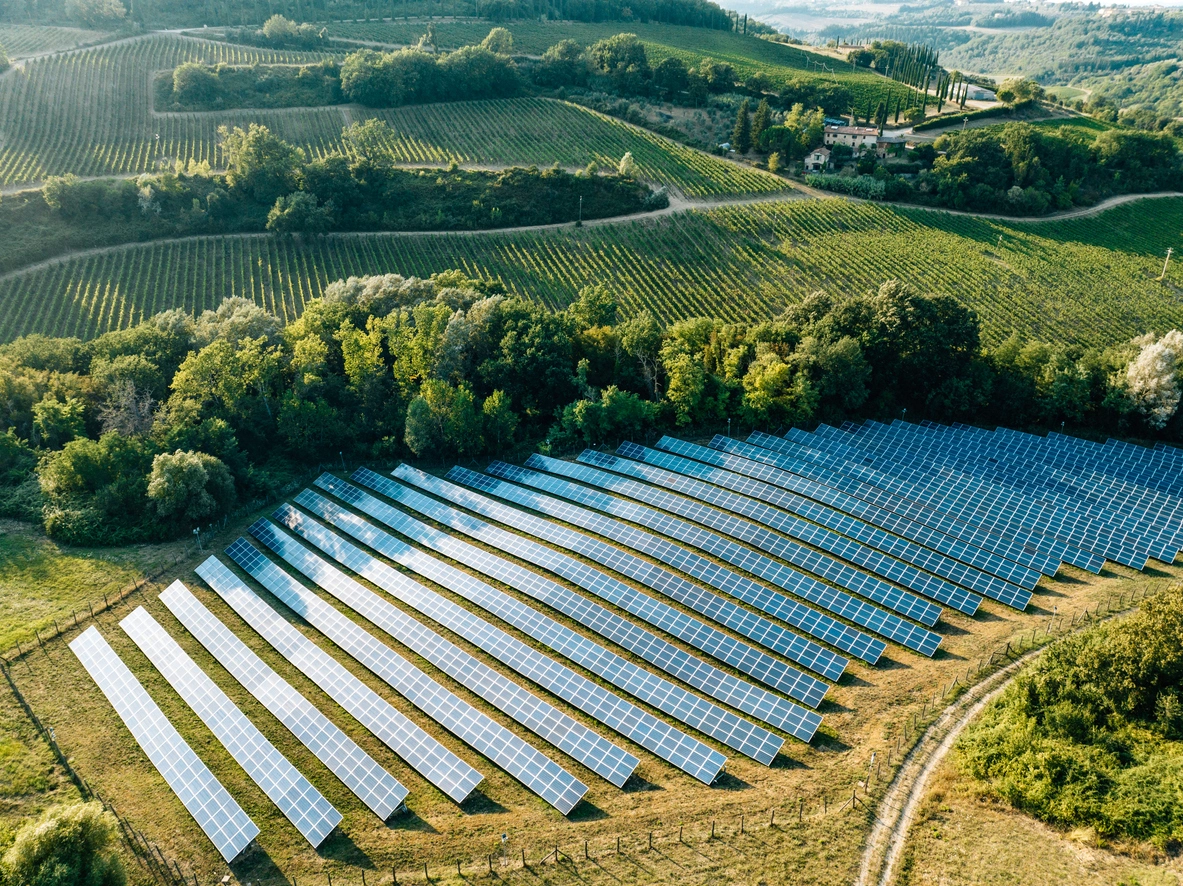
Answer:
[385, 467, 830, 711]
[69, 627, 259, 863]
[120, 606, 343, 848]
[281, 495, 802, 769]
[194, 556, 484, 805]
[319, 472, 772, 773]
[224, 537, 589, 815]
[664, 437, 1039, 609]
[248, 517, 639, 788]
[483, 462, 942, 657]
[530, 453, 966, 618]
[585, 446, 1001, 606]
[158, 581, 409, 821]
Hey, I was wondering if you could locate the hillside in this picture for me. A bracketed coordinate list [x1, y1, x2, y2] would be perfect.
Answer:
[3, 196, 1181, 348]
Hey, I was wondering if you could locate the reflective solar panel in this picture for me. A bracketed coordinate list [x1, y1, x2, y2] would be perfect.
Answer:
[159, 581, 409, 821]
[194, 556, 484, 804]
[276, 499, 755, 775]
[388, 467, 830, 711]
[322, 471, 770, 773]
[249, 516, 638, 788]
[120, 606, 343, 848]
[224, 537, 588, 815]
[665, 436, 1039, 608]
[529, 453, 960, 620]
[69, 627, 259, 863]
[483, 462, 941, 657]
[574, 449, 985, 614]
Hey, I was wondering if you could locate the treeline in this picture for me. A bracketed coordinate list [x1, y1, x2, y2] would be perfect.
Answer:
[0, 0, 735, 30]
[158, 59, 342, 110]
[960, 591, 1183, 847]
[808, 121, 1183, 216]
[32, 121, 656, 247]
[2, 275, 1181, 546]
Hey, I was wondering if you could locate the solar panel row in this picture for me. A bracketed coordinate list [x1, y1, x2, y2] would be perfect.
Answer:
[249, 516, 640, 787]
[281, 491, 821, 747]
[463, 464, 893, 663]
[325, 471, 777, 771]
[120, 606, 343, 848]
[224, 536, 590, 815]
[526, 453, 949, 624]
[195, 556, 485, 805]
[691, 437, 1038, 609]
[392, 466, 830, 711]
[582, 447, 996, 612]
[159, 581, 409, 821]
[69, 626, 260, 863]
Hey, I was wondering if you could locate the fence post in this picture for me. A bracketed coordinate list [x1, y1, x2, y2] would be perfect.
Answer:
[739, 814, 744, 835]
[424, 862, 429, 881]
[710, 820, 715, 839]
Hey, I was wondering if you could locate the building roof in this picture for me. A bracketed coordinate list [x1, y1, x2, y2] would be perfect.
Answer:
[810, 146, 832, 156]
[825, 125, 879, 136]
[877, 136, 907, 144]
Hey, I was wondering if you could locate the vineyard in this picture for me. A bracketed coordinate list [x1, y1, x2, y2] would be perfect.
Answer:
[0, 24, 110, 58]
[0, 34, 783, 196]
[2, 196, 1181, 347]
[327, 19, 916, 107]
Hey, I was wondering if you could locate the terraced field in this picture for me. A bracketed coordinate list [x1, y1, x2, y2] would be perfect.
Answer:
[0, 33, 783, 195]
[0, 23, 110, 58]
[3, 196, 1181, 347]
[329, 19, 915, 108]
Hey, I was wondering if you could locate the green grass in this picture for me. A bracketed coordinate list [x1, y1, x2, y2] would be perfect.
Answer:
[1027, 116, 1119, 135]
[3, 196, 1183, 348]
[326, 19, 916, 108]
[0, 24, 110, 58]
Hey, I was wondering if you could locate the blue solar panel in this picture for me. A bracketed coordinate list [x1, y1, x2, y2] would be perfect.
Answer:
[250, 516, 639, 789]
[325, 471, 780, 769]
[528, 453, 958, 620]
[387, 467, 831, 710]
[225, 537, 589, 815]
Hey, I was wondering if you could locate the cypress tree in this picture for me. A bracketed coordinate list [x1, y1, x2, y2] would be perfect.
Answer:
[751, 98, 771, 148]
[732, 99, 752, 153]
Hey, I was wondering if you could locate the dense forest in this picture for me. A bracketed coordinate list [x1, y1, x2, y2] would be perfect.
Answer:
[1, 272, 1180, 546]
[960, 590, 1183, 847]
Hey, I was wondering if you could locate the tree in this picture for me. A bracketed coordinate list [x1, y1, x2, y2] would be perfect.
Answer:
[620, 309, 662, 399]
[482, 389, 517, 452]
[732, 99, 752, 154]
[569, 284, 618, 329]
[751, 98, 771, 148]
[97, 380, 155, 436]
[535, 40, 586, 88]
[31, 395, 86, 449]
[480, 27, 514, 55]
[218, 124, 305, 204]
[3, 803, 124, 886]
[171, 62, 217, 105]
[768, 152, 782, 174]
[437, 46, 519, 101]
[697, 58, 735, 93]
[652, 56, 688, 99]
[404, 379, 483, 456]
[262, 14, 300, 42]
[66, 0, 126, 26]
[341, 118, 395, 165]
[147, 449, 235, 525]
[617, 152, 637, 178]
[1125, 330, 1183, 429]
[266, 192, 333, 233]
[588, 34, 649, 79]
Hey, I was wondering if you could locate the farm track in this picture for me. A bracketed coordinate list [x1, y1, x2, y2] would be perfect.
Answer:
[2, 189, 1179, 283]
[856, 599, 1147, 886]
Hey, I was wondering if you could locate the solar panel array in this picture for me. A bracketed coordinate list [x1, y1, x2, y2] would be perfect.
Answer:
[195, 556, 485, 804]
[120, 606, 344, 848]
[247, 516, 640, 788]
[319, 471, 765, 774]
[387, 467, 829, 716]
[159, 581, 410, 821]
[72, 417, 1181, 855]
[224, 536, 590, 815]
[69, 626, 260, 863]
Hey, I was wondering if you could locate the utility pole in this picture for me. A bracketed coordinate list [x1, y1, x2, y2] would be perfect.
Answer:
[1160, 247, 1173, 281]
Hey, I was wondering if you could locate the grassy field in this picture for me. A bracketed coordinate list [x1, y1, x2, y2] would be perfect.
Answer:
[327, 19, 916, 109]
[4, 470, 1178, 886]
[1026, 116, 1120, 135]
[897, 738, 1183, 885]
[2, 196, 1182, 347]
[0, 32, 783, 194]
[0, 24, 110, 58]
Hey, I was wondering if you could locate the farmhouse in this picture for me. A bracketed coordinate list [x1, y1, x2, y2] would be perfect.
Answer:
[805, 146, 831, 171]
[876, 136, 907, 158]
[824, 124, 879, 151]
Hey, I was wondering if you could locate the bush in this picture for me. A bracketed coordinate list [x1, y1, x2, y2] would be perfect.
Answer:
[805, 173, 887, 199]
[3, 803, 124, 886]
